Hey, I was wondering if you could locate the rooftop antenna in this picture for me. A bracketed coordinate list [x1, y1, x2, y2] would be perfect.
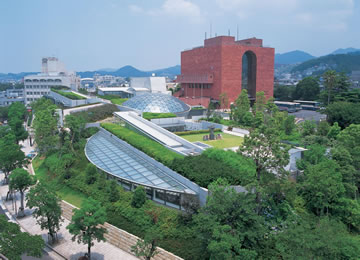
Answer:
[210, 22, 212, 38]
[237, 25, 239, 40]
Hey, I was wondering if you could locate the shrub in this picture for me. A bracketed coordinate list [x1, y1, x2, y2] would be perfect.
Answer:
[72, 104, 119, 123]
[142, 112, 177, 120]
[85, 164, 97, 184]
[101, 123, 183, 166]
[131, 186, 147, 208]
[174, 128, 222, 136]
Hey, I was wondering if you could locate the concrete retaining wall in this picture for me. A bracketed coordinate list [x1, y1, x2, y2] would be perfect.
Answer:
[60, 200, 183, 260]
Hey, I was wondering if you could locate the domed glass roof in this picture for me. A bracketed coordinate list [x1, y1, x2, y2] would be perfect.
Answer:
[123, 93, 190, 114]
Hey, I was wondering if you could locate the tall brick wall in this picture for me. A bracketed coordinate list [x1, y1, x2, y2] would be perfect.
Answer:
[60, 201, 183, 260]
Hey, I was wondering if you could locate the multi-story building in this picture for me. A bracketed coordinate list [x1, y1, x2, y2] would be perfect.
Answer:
[24, 57, 80, 105]
[0, 88, 25, 107]
[176, 36, 275, 107]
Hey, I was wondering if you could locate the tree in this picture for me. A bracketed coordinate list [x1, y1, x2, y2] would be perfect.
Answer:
[106, 180, 120, 203]
[9, 168, 36, 217]
[8, 102, 27, 121]
[275, 216, 360, 259]
[33, 108, 59, 154]
[327, 122, 341, 139]
[233, 89, 250, 124]
[26, 182, 63, 243]
[317, 120, 330, 136]
[337, 124, 360, 170]
[9, 117, 28, 144]
[131, 186, 147, 208]
[323, 70, 337, 105]
[292, 77, 320, 101]
[253, 91, 267, 115]
[300, 160, 345, 216]
[193, 179, 265, 259]
[283, 115, 296, 135]
[219, 92, 229, 110]
[206, 101, 215, 120]
[274, 85, 293, 101]
[0, 132, 26, 184]
[64, 114, 86, 153]
[324, 102, 360, 129]
[67, 198, 107, 259]
[238, 124, 289, 213]
[0, 215, 44, 260]
[131, 208, 163, 260]
[85, 164, 98, 185]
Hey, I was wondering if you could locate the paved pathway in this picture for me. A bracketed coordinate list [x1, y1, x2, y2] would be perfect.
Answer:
[0, 173, 137, 260]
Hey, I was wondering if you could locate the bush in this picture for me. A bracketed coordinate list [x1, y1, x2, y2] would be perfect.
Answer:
[72, 104, 119, 123]
[174, 128, 222, 136]
[131, 186, 147, 208]
[101, 123, 183, 166]
[170, 150, 255, 188]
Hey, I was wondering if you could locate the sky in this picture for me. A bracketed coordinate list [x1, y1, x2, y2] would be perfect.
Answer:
[0, 0, 359, 73]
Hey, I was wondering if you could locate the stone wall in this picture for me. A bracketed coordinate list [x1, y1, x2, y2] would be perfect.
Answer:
[60, 201, 183, 260]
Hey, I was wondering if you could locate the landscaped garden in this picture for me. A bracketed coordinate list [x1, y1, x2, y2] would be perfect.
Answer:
[51, 88, 87, 100]
[179, 131, 243, 149]
[100, 95, 128, 105]
[142, 112, 177, 120]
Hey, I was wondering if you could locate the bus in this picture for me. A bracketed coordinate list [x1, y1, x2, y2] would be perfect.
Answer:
[274, 101, 298, 113]
[293, 100, 320, 111]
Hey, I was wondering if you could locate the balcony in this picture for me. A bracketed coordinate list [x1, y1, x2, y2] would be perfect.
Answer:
[176, 73, 214, 84]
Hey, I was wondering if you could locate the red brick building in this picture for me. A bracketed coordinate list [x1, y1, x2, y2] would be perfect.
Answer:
[176, 36, 274, 107]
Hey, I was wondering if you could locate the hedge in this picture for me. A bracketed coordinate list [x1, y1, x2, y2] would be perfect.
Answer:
[142, 112, 177, 120]
[175, 128, 222, 136]
[101, 123, 183, 166]
[51, 89, 86, 100]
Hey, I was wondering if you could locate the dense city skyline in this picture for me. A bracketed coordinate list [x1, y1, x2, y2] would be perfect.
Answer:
[1, 0, 359, 73]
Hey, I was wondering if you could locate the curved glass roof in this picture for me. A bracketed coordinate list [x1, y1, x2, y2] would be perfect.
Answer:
[122, 93, 190, 113]
[85, 130, 193, 193]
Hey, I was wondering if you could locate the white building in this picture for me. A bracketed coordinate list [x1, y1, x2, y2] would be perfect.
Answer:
[130, 77, 169, 95]
[98, 77, 170, 98]
[24, 57, 80, 105]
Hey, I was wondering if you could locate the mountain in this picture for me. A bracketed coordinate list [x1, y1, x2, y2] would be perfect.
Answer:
[291, 51, 360, 74]
[331, 48, 360, 55]
[76, 65, 180, 79]
[275, 50, 315, 65]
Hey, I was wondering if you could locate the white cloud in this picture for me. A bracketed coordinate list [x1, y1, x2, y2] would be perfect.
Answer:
[215, 0, 354, 31]
[129, 0, 204, 23]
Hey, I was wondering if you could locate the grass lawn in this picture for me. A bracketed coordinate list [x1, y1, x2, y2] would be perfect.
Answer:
[101, 95, 128, 105]
[32, 157, 86, 208]
[180, 131, 243, 149]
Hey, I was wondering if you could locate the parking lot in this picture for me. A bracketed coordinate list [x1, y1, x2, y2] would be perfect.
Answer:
[292, 110, 326, 122]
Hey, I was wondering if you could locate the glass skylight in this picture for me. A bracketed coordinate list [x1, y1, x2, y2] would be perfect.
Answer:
[122, 93, 190, 113]
[85, 130, 191, 192]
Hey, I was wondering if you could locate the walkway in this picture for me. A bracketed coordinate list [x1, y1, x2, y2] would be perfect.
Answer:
[115, 111, 204, 155]
[0, 172, 137, 260]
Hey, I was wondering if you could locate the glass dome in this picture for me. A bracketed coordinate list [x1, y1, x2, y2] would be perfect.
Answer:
[122, 93, 190, 114]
